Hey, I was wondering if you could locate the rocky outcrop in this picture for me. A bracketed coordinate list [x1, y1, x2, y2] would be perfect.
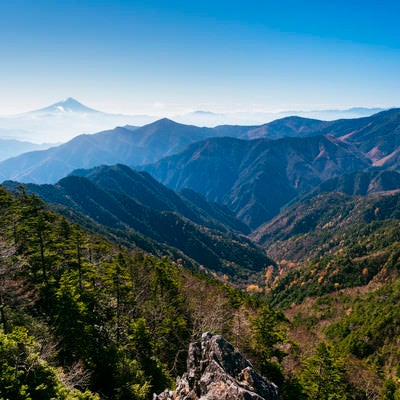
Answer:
[154, 332, 278, 400]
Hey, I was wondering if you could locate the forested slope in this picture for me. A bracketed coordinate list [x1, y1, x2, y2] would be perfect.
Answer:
[4, 164, 272, 286]
[0, 185, 294, 399]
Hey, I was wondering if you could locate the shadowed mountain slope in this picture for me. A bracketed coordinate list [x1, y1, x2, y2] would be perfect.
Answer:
[4, 164, 270, 285]
[142, 135, 370, 228]
[298, 167, 400, 198]
[71, 164, 250, 234]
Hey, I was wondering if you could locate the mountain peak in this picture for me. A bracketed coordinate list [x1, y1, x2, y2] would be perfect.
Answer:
[32, 98, 100, 114]
[146, 117, 182, 128]
[157, 117, 178, 124]
[61, 97, 83, 106]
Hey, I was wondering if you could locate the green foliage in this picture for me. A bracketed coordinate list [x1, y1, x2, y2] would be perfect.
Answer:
[379, 378, 400, 400]
[243, 302, 309, 400]
[326, 281, 400, 364]
[6, 181, 400, 400]
[0, 185, 275, 399]
[269, 217, 400, 307]
[10, 168, 273, 287]
[252, 305, 287, 357]
[0, 187, 187, 397]
[300, 342, 348, 400]
[0, 327, 99, 400]
[54, 271, 94, 364]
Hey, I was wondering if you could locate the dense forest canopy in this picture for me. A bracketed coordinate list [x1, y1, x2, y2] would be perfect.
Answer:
[1, 180, 400, 399]
[0, 186, 292, 399]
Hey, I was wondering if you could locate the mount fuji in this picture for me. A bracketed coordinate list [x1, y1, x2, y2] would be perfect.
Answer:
[0, 98, 157, 143]
[31, 97, 100, 114]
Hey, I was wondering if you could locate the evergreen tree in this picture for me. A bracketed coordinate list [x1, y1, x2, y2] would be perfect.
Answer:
[251, 305, 287, 386]
[300, 342, 347, 400]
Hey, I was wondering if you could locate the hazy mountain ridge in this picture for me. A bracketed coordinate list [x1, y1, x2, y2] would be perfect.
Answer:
[1, 108, 396, 185]
[3, 107, 400, 234]
[173, 107, 385, 127]
[0, 138, 54, 161]
[0, 119, 255, 184]
[0, 97, 384, 144]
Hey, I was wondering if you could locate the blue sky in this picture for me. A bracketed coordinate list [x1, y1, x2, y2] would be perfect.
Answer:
[1, 0, 399, 115]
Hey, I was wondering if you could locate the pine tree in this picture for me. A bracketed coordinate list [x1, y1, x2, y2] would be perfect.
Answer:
[300, 342, 347, 400]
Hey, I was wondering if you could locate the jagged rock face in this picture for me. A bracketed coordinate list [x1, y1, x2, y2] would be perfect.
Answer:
[154, 332, 278, 400]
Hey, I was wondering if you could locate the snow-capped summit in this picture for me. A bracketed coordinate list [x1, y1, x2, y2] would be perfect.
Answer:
[31, 97, 100, 114]
[0, 98, 157, 143]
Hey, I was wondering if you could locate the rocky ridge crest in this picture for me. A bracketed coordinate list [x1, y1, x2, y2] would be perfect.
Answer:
[154, 332, 278, 400]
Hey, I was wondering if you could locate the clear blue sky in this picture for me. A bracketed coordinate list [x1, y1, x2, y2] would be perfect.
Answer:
[1, 0, 399, 115]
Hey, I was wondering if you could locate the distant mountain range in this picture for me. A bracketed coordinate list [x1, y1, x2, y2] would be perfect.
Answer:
[0, 97, 386, 144]
[173, 107, 385, 127]
[3, 115, 343, 184]
[3, 108, 398, 185]
[139, 109, 400, 227]
[0, 138, 54, 161]
[0, 118, 252, 183]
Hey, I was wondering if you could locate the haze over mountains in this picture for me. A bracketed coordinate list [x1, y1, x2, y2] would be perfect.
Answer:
[0, 97, 385, 144]
[0, 138, 53, 161]
[2, 108, 398, 183]
[0, 98, 157, 143]
[173, 106, 385, 127]
[0, 118, 252, 183]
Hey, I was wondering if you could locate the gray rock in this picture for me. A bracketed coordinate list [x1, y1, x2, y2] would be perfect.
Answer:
[154, 332, 278, 400]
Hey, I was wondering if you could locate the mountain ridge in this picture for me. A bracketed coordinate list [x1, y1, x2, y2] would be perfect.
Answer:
[142, 134, 371, 228]
[3, 164, 271, 285]
[2, 108, 397, 184]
